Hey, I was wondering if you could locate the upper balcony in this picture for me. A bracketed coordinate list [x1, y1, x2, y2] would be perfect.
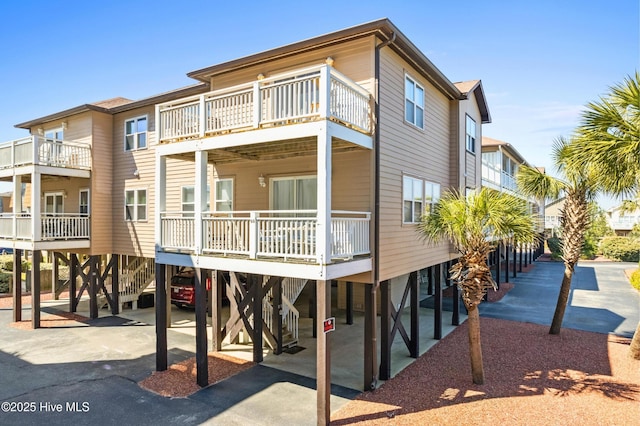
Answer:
[0, 136, 91, 176]
[156, 64, 373, 144]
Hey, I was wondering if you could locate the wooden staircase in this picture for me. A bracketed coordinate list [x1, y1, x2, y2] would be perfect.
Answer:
[98, 257, 156, 311]
[263, 277, 308, 349]
[117, 257, 156, 310]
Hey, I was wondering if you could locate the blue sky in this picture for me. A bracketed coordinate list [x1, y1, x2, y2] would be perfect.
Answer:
[0, 0, 638, 207]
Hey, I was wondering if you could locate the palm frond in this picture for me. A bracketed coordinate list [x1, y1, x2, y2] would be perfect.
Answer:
[516, 165, 566, 200]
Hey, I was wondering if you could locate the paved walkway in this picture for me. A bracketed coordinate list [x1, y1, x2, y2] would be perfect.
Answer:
[480, 261, 639, 338]
[0, 261, 637, 425]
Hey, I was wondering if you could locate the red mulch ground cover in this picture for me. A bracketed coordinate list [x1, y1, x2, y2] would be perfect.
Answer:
[331, 318, 640, 425]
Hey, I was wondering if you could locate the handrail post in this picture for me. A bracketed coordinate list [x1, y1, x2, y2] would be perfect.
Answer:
[253, 81, 261, 128]
[319, 65, 331, 119]
[249, 211, 258, 259]
[199, 95, 206, 137]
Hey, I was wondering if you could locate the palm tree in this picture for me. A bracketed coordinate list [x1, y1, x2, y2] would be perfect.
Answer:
[570, 72, 640, 196]
[517, 138, 599, 335]
[418, 187, 536, 384]
[569, 72, 640, 359]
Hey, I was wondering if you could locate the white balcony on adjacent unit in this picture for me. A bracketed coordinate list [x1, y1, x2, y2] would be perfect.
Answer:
[0, 136, 91, 172]
[157, 64, 372, 143]
[0, 213, 90, 249]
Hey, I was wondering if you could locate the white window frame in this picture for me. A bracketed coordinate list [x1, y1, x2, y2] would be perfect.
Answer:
[404, 74, 425, 129]
[182, 185, 211, 216]
[269, 175, 317, 212]
[79, 188, 90, 216]
[43, 191, 64, 215]
[124, 188, 147, 221]
[466, 115, 477, 153]
[403, 175, 440, 224]
[214, 178, 234, 212]
[124, 115, 148, 151]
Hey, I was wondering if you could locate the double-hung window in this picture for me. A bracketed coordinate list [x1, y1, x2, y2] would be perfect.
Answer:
[405, 75, 424, 129]
[125, 116, 147, 151]
[79, 189, 90, 216]
[214, 178, 233, 212]
[125, 189, 147, 221]
[466, 115, 476, 153]
[182, 185, 211, 216]
[403, 176, 441, 223]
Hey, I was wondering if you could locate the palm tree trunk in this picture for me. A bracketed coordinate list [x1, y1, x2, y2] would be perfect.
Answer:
[467, 306, 485, 384]
[549, 263, 574, 335]
[630, 321, 640, 360]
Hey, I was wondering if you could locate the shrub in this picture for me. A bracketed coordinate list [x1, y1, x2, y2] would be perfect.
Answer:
[630, 269, 640, 291]
[547, 237, 562, 260]
[0, 272, 11, 293]
[0, 255, 31, 272]
[599, 237, 640, 262]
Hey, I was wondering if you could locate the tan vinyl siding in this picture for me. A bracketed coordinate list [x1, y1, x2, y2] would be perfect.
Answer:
[89, 111, 113, 254]
[449, 101, 462, 190]
[40, 178, 90, 212]
[112, 106, 157, 258]
[211, 147, 371, 213]
[377, 47, 453, 281]
[210, 37, 375, 97]
[461, 92, 482, 189]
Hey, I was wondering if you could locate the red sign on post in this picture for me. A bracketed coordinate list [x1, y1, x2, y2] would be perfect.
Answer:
[323, 317, 335, 333]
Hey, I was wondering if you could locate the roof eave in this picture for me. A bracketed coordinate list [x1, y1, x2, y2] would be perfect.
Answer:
[187, 18, 462, 100]
[15, 104, 110, 130]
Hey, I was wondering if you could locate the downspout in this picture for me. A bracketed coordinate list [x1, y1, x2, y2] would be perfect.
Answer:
[368, 30, 395, 390]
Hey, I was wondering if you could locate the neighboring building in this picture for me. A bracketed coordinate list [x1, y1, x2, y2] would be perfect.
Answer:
[606, 203, 640, 236]
[481, 136, 545, 232]
[545, 197, 565, 237]
[1, 19, 497, 416]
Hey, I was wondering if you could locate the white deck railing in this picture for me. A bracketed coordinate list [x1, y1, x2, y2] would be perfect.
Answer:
[160, 210, 371, 262]
[0, 213, 90, 240]
[157, 64, 372, 142]
[0, 136, 91, 170]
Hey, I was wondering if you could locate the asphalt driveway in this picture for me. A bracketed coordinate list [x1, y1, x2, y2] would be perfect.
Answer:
[479, 261, 639, 338]
[0, 260, 637, 425]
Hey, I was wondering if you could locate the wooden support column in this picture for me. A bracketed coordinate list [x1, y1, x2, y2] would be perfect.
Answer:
[195, 268, 208, 387]
[155, 263, 167, 371]
[379, 280, 391, 380]
[31, 250, 41, 329]
[409, 271, 419, 358]
[434, 263, 442, 340]
[211, 270, 222, 351]
[451, 271, 460, 326]
[111, 255, 119, 315]
[363, 283, 377, 391]
[69, 254, 77, 312]
[311, 280, 317, 338]
[427, 267, 433, 294]
[504, 242, 510, 283]
[252, 274, 263, 363]
[12, 249, 22, 322]
[519, 243, 524, 272]
[273, 276, 283, 355]
[52, 253, 58, 299]
[316, 278, 331, 426]
[513, 243, 518, 278]
[345, 281, 353, 325]
[89, 256, 98, 319]
[495, 243, 501, 289]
